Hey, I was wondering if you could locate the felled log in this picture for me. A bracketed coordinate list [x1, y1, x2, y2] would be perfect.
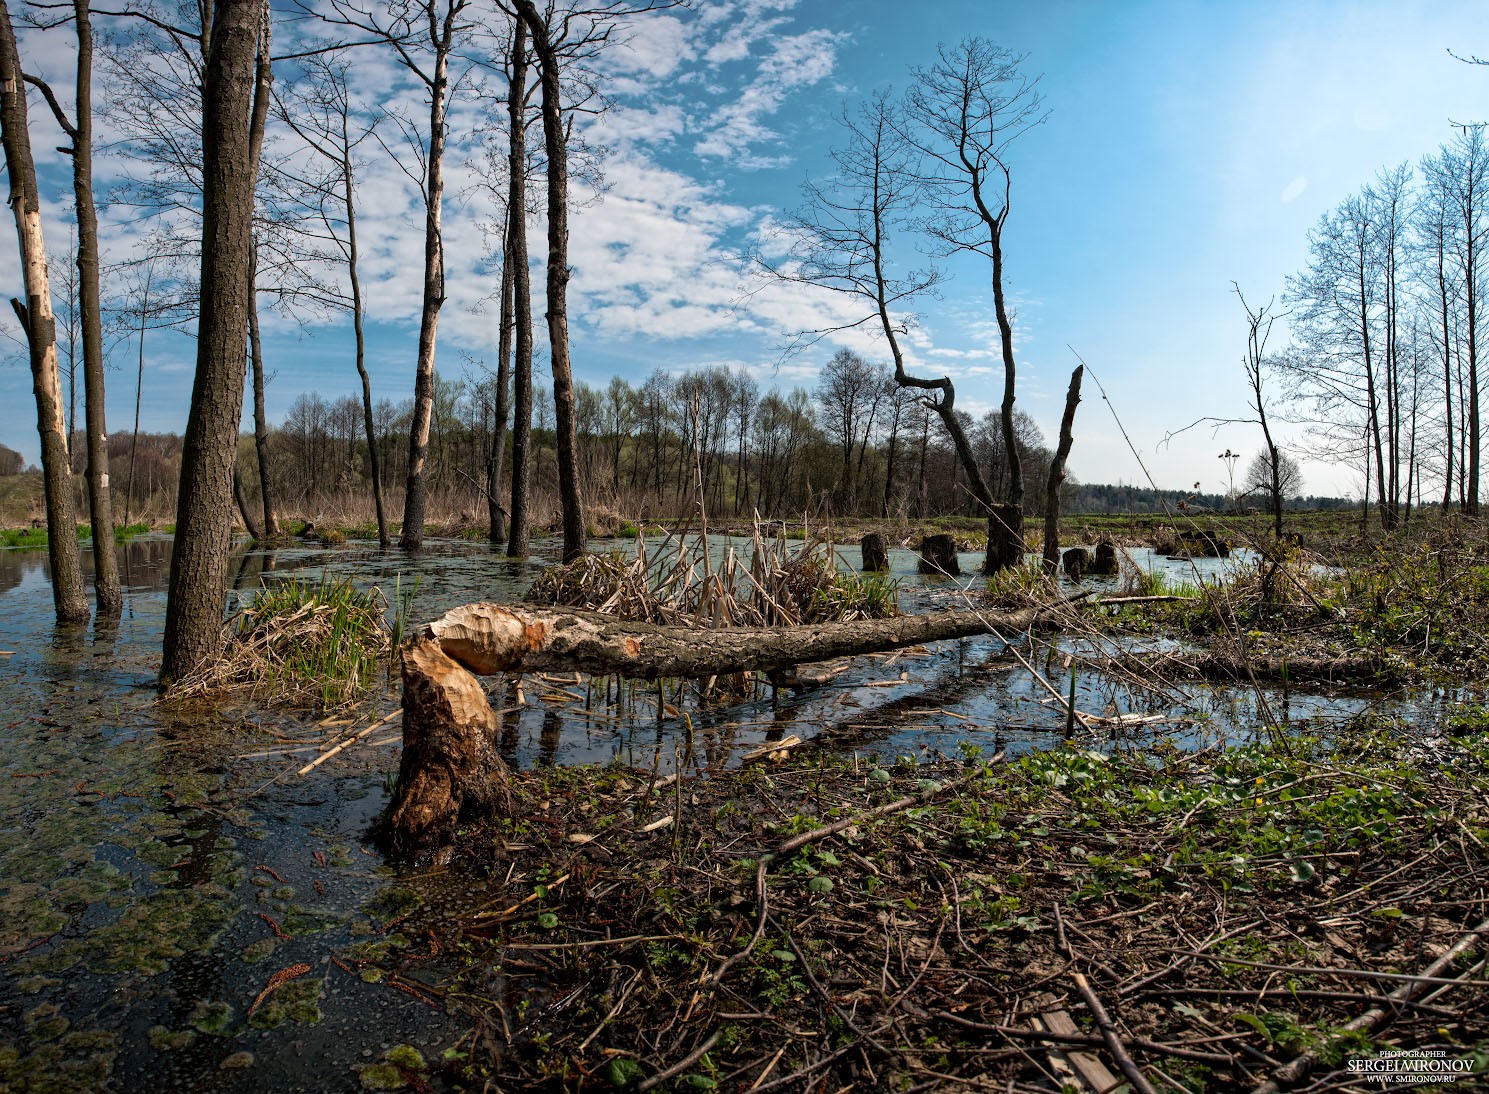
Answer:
[386, 600, 1054, 858]
[420, 602, 1046, 680]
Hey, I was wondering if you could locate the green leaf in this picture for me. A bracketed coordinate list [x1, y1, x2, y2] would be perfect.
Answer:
[808, 876, 834, 895]
[536, 912, 559, 929]
[606, 1057, 644, 1088]
[1288, 860, 1315, 883]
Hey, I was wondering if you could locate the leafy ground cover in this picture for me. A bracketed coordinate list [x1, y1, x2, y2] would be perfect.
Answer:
[345, 724, 1489, 1091]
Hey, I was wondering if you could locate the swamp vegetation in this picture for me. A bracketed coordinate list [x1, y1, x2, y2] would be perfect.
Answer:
[0, 517, 1486, 1091]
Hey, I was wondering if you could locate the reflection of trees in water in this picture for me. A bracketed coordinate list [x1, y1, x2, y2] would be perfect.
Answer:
[0, 548, 46, 595]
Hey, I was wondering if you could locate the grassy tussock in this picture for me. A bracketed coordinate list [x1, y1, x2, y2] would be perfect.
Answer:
[173, 576, 393, 712]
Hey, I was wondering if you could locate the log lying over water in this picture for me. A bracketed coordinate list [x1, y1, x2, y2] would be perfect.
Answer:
[421, 601, 1048, 681]
[385, 600, 1053, 859]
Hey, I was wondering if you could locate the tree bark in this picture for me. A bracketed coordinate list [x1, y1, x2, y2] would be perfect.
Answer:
[487, 204, 515, 544]
[505, 17, 533, 559]
[516, 0, 586, 562]
[1, 0, 89, 624]
[233, 459, 262, 539]
[247, 241, 279, 537]
[1042, 364, 1082, 574]
[399, 8, 454, 551]
[68, 0, 120, 613]
[161, 0, 263, 683]
[385, 636, 513, 860]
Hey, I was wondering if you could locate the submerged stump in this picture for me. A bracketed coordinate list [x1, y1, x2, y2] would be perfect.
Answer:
[1062, 547, 1090, 581]
[985, 504, 1024, 573]
[918, 534, 960, 576]
[861, 532, 890, 573]
[1091, 540, 1119, 575]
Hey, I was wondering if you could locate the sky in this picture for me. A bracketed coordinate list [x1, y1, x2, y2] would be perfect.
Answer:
[1, 0, 1486, 500]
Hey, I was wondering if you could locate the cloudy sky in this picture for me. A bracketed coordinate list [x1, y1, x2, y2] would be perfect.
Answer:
[2, 0, 1486, 498]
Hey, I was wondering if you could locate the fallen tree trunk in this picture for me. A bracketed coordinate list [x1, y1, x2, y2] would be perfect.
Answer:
[420, 601, 1048, 681]
[385, 600, 1054, 860]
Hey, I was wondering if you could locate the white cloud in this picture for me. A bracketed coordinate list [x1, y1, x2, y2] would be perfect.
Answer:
[1280, 176, 1308, 203]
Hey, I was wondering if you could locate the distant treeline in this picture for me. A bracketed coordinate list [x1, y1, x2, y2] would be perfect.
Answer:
[0, 359, 1354, 528]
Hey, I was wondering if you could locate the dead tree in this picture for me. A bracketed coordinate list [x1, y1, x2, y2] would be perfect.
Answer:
[909, 40, 1046, 557]
[1042, 364, 1083, 574]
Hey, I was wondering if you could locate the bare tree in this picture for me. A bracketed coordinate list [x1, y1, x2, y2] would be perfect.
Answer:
[908, 38, 1046, 556]
[162, 0, 269, 682]
[1422, 129, 1487, 514]
[273, 55, 390, 546]
[304, 0, 475, 548]
[0, 0, 89, 623]
[504, 15, 535, 558]
[766, 91, 1018, 571]
[511, 0, 586, 561]
[21, 0, 122, 610]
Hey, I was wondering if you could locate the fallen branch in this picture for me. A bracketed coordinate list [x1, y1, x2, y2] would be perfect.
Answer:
[1250, 915, 1489, 1094]
[772, 758, 1001, 858]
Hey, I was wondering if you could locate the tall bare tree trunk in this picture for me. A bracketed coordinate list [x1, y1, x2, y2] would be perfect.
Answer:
[398, 23, 453, 550]
[125, 263, 150, 527]
[161, 0, 264, 682]
[247, 242, 279, 537]
[516, 0, 586, 562]
[1, 0, 89, 624]
[1042, 365, 1082, 574]
[487, 207, 515, 544]
[344, 154, 386, 548]
[505, 18, 533, 559]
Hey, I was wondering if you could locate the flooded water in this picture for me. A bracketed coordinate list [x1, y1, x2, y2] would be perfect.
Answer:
[0, 532, 1420, 1090]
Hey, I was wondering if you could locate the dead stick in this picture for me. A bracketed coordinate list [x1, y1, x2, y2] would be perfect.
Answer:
[637, 1029, 721, 1093]
[931, 1011, 1234, 1065]
[1250, 914, 1489, 1094]
[772, 755, 1002, 859]
[1072, 971, 1158, 1094]
[296, 708, 403, 777]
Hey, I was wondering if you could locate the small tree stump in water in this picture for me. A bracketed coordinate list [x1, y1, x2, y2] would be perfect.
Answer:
[1062, 547, 1090, 581]
[918, 533, 960, 575]
[985, 504, 1024, 573]
[1090, 540, 1119, 575]
[861, 532, 890, 572]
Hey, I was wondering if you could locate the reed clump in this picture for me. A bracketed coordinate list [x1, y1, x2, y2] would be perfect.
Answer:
[173, 576, 393, 712]
[525, 526, 898, 628]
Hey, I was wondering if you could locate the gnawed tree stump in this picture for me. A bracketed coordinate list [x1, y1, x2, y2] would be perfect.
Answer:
[385, 600, 1053, 858]
[918, 534, 960, 575]
[861, 532, 890, 572]
[385, 637, 514, 860]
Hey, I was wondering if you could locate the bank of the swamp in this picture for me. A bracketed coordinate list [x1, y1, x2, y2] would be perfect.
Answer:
[1087, 529, 1489, 687]
[372, 725, 1489, 1092]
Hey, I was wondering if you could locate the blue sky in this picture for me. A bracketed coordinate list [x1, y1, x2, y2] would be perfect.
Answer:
[2, 0, 1486, 498]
